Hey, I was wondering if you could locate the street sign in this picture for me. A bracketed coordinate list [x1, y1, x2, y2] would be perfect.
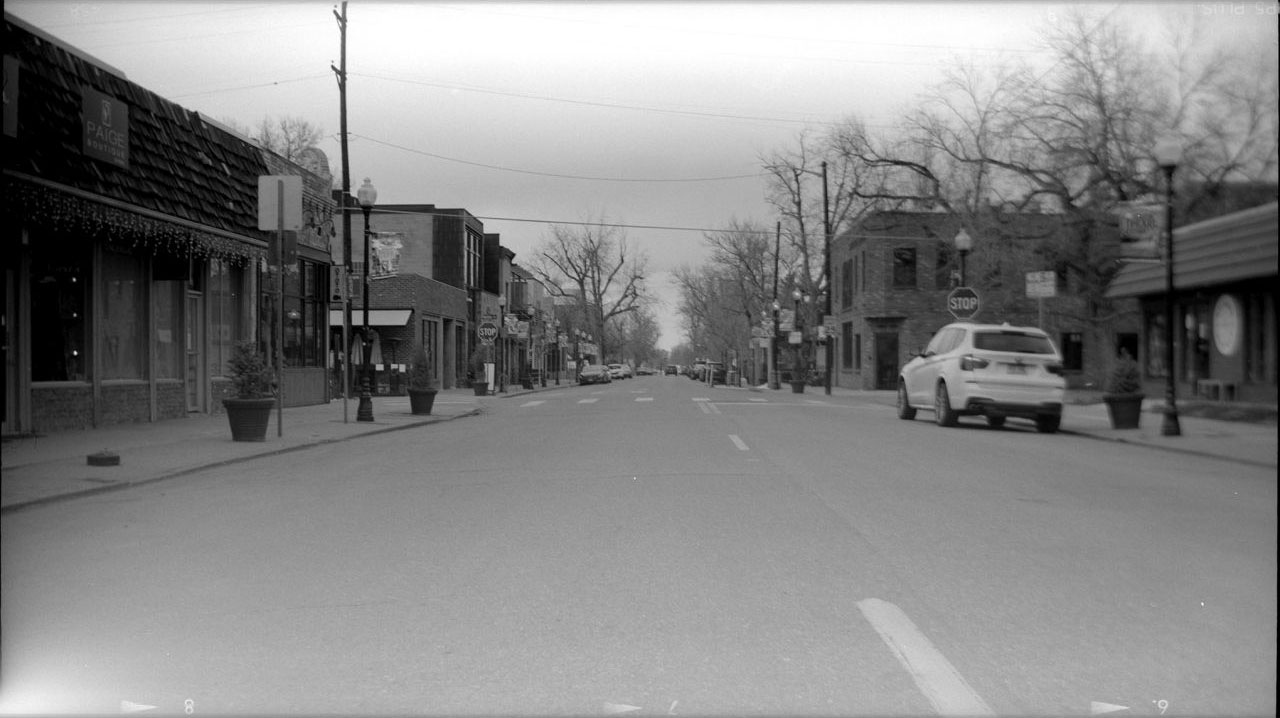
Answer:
[947, 286, 981, 320]
[478, 321, 498, 344]
[1026, 271, 1056, 298]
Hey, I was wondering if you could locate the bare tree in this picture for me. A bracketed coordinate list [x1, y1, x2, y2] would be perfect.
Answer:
[526, 220, 649, 361]
[255, 115, 326, 162]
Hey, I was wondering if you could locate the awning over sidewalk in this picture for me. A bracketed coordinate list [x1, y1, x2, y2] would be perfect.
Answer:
[329, 309, 413, 327]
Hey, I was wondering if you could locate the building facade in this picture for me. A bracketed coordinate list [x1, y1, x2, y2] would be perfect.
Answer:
[829, 210, 1139, 391]
[3, 14, 334, 434]
[1106, 202, 1277, 404]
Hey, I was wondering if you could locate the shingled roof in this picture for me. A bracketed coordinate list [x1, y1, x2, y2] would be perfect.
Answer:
[1106, 203, 1278, 298]
[3, 14, 271, 262]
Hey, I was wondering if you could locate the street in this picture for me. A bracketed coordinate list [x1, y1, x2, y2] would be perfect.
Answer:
[2, 376, 1275, 717]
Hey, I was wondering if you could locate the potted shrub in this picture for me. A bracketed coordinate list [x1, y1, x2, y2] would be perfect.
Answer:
[469, 347, 492, 396]
[406, 345, 438, 415]
[1103, 353, 1145, 429]
[223, 341, 275, 442]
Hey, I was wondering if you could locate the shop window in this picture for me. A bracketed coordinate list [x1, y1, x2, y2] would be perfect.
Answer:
[31, 242, 89, 382]
[284, 259, 325, 367]
[855, 334, 862, 372]
[892, 247, 917, 289]
[1246, 293, 1276, 384]
[841, 322, 853, 369]
[100, 250, 146, 380]
[208, 259, 243, 378]
[1145, 309, 1167, 378]
[154, 279, 182, 379]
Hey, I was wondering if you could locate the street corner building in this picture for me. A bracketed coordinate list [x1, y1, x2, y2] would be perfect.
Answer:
[3, 13, 336, 434]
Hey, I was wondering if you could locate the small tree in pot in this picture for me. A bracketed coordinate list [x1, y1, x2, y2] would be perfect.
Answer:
[406, 345, 438, 415]
[469, 346, 492, 396]
[1103, 352, 1145, 429]
[223, 340, 275, 441]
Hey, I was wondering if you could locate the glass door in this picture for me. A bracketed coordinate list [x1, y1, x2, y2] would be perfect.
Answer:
[186, 292, 204, 412]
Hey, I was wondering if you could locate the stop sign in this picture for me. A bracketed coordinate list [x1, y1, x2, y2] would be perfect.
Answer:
[478, 322, 499, 344]
[947, 286, 981, 320]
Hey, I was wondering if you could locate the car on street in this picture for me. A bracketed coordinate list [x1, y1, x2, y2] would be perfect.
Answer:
[636, 366, 656, 376]
[578, 364, 612, 385]
[897, 321, 1065, 433]
[607, 363, 633, 379]
[664, 365, 679, 376]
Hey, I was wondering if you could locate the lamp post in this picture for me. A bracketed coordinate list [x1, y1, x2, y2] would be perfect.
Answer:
[954, 228, 973, 287]
[356, 177, 377, 422]
[553, 320, 561, 385]
[791, 288, 804, 391]
[821, 161, 832, 395]
[1155, 136, 1183, 437]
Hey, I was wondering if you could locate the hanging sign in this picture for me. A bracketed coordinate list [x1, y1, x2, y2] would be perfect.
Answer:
[82, 87, 129, 168]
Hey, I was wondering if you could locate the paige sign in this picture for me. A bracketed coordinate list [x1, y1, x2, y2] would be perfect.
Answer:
[82, 87, 129, 168]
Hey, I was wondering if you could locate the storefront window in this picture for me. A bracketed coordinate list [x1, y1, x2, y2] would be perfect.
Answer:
[154, 279, 182, 379]
[31, 242, 89, 382]
[1145, 309, 1167, 379]
[100, 250, 146, 380]
[208, 259, 243, 378]
[284, 259, 325, 367]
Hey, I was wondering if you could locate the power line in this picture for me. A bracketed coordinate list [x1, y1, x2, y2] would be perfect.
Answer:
[170, 74, 330, 100]
[351, 133, 766, 183]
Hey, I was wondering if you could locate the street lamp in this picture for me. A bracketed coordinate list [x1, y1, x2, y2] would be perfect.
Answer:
[1155, 135, 1183, 437]
[553, 320, 561, 385]
[769, 301, 781, 390]
[356, 177, 377, 422]
[954, 228, 973, 287]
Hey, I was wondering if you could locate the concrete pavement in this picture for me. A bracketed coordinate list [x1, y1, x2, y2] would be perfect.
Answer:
[2, 381, 1274, 514]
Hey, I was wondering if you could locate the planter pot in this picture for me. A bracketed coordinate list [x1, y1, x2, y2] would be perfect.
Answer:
[223, 397, 275, 442]
[473, 383, 490, 396]
[1103, 393, 1145, 429]
[790, 380, 806, 394]
[408, 388, 438, 415]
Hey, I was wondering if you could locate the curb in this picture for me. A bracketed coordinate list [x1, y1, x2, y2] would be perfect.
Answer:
[1056, 426, 1276, 470]
[0, 408, 483, 515]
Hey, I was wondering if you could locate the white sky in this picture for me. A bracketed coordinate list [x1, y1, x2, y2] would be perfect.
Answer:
[7, 1, 1276, 349]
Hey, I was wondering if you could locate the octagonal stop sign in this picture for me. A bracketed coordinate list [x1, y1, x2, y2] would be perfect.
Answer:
[947, 286, 981, 320]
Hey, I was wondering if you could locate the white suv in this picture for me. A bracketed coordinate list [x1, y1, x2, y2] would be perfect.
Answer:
[898, 322, 1066, 433]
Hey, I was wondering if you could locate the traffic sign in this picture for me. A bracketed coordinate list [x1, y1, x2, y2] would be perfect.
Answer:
[947, 286, 981, 320]
[478, 321, 498, 344]
[1026, 271, 1056, 298]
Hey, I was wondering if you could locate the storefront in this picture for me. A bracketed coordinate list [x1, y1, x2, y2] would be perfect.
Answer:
[1107, 202, 1277, 404]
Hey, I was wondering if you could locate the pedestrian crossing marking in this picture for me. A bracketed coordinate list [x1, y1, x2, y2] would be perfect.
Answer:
[521, 400, 545, 407]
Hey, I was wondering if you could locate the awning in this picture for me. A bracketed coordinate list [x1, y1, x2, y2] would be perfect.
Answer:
[329, 309, 412, 327]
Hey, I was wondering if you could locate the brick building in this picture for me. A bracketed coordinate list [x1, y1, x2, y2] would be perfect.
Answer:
[830, 210, 1139, 391]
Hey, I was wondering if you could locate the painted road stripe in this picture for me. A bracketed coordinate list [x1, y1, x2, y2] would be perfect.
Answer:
[692, 397, 710, 402]
[857, 598, 994, 716]
[521, 400, 545, 407]
[578, 398, 598, 404]
[728, 434, 749, 451]
[635, 397, 654, 402]
[749, 397, 768, 402]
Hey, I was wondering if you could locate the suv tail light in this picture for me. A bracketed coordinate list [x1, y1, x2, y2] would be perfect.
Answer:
[959, 354, 990, 371]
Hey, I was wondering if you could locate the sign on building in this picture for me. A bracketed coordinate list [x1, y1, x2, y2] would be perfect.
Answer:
[1026, 271, 1056, 298]
[82, 87, 129, 168]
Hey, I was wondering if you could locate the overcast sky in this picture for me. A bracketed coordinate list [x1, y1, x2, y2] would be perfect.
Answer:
[7, 1, 1275, 350]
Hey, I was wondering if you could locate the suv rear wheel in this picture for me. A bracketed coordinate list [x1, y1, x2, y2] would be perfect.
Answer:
[935, 382, 958, 427]
[1035, 415, 1060, 434]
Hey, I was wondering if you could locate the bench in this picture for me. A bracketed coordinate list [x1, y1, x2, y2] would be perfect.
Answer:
[1196, 379, 1236, 401]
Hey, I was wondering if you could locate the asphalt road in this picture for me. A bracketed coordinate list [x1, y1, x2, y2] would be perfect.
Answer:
[2, 376, 1275, 717]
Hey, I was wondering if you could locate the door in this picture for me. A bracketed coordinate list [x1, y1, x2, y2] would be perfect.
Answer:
[185, 292, 204, 412]
[2, 269, 16, 434]
[875, 332, 899, 390]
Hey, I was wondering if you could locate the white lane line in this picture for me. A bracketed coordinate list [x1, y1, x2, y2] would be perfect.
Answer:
[749, 397, 768, 402]
[857, 598, 994, 716]
[692, 397, 709, 402]
[728, 434, 749, 451]
[578, 398, 599, 404]
[697, 401, 711, 414]
[635, 397, 654, 402]
[521, 400, 545, 407]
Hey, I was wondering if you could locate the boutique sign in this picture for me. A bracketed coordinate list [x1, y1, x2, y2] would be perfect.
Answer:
[82, 87, 129, 169]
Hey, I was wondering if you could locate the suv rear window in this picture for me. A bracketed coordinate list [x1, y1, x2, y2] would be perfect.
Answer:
[973, 331, 1055, 354]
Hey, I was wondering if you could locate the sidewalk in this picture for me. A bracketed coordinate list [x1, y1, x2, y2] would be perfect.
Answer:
[746, 384, 1277, 470]
[1, 388, 505, 513]
[3, 382, 1274, 514]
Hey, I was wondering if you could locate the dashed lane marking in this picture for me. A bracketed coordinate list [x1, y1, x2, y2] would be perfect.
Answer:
[578, 398, 599, 404]
[728, 434, 749, 451]
[857, 598, 994, 716]
[521, 400, 545, 407]
[635, 397, 654, 402]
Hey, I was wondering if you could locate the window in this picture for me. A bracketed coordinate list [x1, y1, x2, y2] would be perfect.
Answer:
[31, 241, 89, 381]
[892, 247, 917, 289]
[100, 249, 146, 380]
[841, 259, 853, 309]
[1059, 332, 1084, 371]
[853, 255, 859, 295]
[973, 330, 1056, 354]
[935, 242, 954, 289]
[1245, 292, 1275, 384]
[855, 333, 862, 372]
[283, 259, 326, 368]
[841, 322, 853, 369]
[154, 279, 182, 379]
[1145, 309, 1168, 378]
[209, 259, 243, 377]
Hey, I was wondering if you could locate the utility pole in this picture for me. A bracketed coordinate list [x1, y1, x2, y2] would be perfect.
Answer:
[332, 2, 351, 423]
[822, 161, 832, 396]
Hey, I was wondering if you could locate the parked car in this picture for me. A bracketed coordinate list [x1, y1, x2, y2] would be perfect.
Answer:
[607, 363, 632, 379]
[636, 366, 656, 376]
[578, 364, 613, 385]
[897, 322, 1065, 433]
[664, 365, 679, 376]
[702, 361, 727, 384]
[689, 362, 706, 380]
